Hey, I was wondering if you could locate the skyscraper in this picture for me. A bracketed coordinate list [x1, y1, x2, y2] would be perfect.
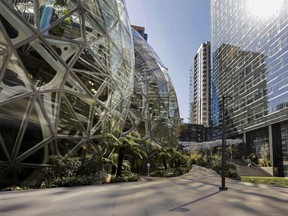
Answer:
[192, 42, 211, 127]
[211, 0, 288, 176]
[188, 68, 194, 123]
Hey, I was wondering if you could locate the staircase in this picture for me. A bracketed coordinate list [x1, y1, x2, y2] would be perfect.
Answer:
[231, 159, 272, 177]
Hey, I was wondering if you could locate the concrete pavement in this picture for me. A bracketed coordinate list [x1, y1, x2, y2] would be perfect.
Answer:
[0, 165, 288, 216]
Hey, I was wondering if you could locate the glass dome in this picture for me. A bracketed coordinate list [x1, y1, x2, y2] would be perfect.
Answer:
[0, 0, 134, 182]
[127, 29, 180, 145]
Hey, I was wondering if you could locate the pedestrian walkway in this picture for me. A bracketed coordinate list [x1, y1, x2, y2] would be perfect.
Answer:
[0, 165, 287, 216]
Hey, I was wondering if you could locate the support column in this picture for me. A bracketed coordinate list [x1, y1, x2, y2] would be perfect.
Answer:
[272, 123, 284, 176]
[243, 132, 247, 156]
[268, 125, 274, 166]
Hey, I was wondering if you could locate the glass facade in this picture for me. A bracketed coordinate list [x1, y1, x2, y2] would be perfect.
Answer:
[0, 0, 135, 181]
[128, 29, 180, 145]
[179, 123, 205, 142]
[281, 121, 288, 176]
[211, 0, 288, 176]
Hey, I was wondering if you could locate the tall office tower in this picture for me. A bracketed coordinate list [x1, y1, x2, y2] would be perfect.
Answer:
[188, 68, 194, 123]
[192, 42, 211, 127]
[131, 25, 148, 41]
[211, 0, 288, 176]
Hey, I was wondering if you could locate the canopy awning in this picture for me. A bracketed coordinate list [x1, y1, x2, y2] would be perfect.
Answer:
[179, 139, 243, 151]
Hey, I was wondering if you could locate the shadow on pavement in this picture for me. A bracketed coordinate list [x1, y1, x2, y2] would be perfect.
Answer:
[169, 190, 221, 212]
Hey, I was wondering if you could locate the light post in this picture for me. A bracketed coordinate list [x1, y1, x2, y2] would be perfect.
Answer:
[219, 95, 232, 191]
[147, 163, 150, 176]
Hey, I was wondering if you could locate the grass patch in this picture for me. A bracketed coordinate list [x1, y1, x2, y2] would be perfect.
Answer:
[241, 176, 288, 187]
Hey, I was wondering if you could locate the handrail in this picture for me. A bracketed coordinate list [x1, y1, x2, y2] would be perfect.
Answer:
[242, 158, 260, 167]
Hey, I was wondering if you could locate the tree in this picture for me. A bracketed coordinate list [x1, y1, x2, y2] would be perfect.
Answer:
[114, 132, 147, 177]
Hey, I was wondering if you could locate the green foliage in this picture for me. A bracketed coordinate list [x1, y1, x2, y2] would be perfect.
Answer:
[259, 159, 271, 167]
[226, 145, 239, 159]
[211, 161, 240, 179]
[248, 153, 259, 164]
[170, 150, 190, 167]
[259, 145, 271, 167]
[150, 166, 191, 177]
[114, 132, 147, 177]
[41, 155, 110, 187]
[47, 175, 102, 187]
[43, 156, 81, 181]
[118, 135, 147, 159]
[0, 185, 31, 191]
[150, 170, 172, 177]
[241, 176, 288, 187]
[189, 146, 240, 180]
[54, 0, 67, 7]
[190, 152, 210, 167]
[111, 173, 140, 183]
[260, 145, 270, 160]
[143, 139, 191, 177]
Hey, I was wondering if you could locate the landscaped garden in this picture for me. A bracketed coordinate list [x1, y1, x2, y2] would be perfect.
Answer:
[1, 131, 192, 191]
[188, 145, 240, 180]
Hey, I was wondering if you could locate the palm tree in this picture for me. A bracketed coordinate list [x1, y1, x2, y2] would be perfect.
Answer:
[114, 132, 147, 177]
[79, 130, 121, 174]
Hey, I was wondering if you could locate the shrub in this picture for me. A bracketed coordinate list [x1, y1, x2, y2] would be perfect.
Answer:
[41, 156, 105, 187]
[48, 175, 103, 187]
[127, 173, 140, 182]
[266, 160, 271, 167]
[174, 166, 191, 176]
[150, 166, 191, 178]
[248, 153, 259, 164]
[111, 173, 140, 183]
[111, 176, 128, 183]
[43, 156, 81, 181]
[0, 185, 31, 191]
[211, 161, 240, 180]
[260, 159, 272, 167]
[190, 153, 209, 167]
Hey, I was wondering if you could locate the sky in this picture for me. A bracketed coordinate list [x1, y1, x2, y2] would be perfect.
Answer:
[125, 0, 211, 122]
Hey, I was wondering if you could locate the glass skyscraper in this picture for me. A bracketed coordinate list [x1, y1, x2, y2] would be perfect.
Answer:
[211, 0, 288, 176]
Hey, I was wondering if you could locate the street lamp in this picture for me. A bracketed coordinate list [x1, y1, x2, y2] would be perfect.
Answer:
[219, 95, 232, 191]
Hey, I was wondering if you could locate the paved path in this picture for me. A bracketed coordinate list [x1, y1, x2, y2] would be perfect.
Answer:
[1, 165, 288, 216]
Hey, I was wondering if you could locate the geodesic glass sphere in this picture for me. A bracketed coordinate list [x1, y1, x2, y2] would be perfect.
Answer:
[0, 0, 134, 182]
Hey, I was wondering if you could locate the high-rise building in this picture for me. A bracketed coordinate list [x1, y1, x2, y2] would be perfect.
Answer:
[192, 42, 211, 127]
[188, 68, 194, 123]
[211, 0, 288, 176]
[179, 123, 205, 142]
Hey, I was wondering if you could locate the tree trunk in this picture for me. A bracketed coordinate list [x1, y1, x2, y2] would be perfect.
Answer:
[163, 158, 167, 170]
[112, 165, 116, 175]
[131, 157, 136, 173]
[116, 147, 125, 177]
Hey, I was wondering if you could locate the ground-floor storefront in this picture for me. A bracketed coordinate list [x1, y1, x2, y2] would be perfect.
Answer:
[243, 121, 288, 177]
